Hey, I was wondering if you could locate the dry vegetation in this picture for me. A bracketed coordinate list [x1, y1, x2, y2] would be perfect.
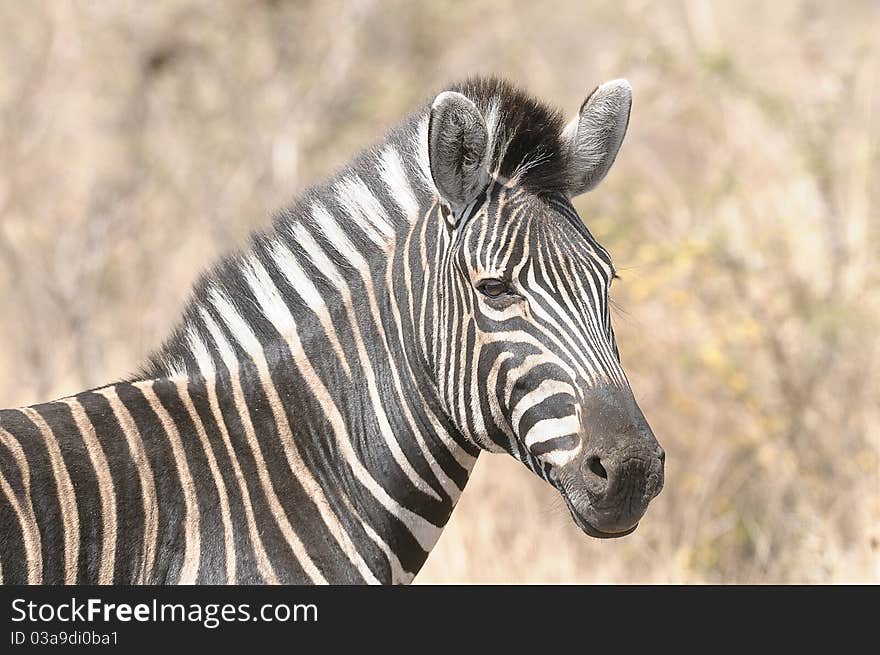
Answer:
[1, 0, 877, 583]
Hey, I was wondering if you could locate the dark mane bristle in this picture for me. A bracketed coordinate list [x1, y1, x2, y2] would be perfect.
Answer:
[449, 76, 568, 195]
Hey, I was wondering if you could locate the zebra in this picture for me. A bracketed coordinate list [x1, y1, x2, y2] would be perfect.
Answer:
[0, 76, 664, 585]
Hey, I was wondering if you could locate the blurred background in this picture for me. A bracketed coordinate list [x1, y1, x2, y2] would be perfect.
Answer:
[0, 0, 877, 583]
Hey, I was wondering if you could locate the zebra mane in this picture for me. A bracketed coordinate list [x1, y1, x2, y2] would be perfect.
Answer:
[136, 76, 569, 380]
[448, 76, 568, 194]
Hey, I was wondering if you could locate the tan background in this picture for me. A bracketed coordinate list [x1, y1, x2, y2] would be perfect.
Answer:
[0, 1, 877, 583]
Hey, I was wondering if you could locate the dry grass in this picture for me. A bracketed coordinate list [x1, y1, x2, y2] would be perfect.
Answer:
[1, 0, 877, 583]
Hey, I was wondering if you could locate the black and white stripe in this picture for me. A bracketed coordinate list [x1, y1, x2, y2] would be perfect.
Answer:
[0, 76, 662, 584]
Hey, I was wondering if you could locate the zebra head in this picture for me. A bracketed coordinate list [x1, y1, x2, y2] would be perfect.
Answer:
[424, 79, 664, 538]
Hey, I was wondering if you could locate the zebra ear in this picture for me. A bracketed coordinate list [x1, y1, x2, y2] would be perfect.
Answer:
[428, 91, 489, 214]
[562, 79, 632, 197]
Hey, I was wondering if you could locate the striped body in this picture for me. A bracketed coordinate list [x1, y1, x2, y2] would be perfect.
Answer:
[0, 77, 664, 584]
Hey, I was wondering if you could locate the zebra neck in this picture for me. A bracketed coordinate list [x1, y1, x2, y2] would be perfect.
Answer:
[111, 113, 486, 581]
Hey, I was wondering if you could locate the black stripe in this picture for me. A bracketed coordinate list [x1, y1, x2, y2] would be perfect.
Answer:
[31, 402, 101, 584]
[531, 433, 580, 457]
[0, 409, 65, 584]
[184, 376, 256, 583]
[150, 379, 225, 584]
[77, 391, 145, 584]
[114, 383, 185, 585]
[0, 432, 28, 584]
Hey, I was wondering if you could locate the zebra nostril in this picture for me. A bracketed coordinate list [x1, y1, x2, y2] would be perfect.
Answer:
[587, 455, 607, 480]
[582, 454, 610, 496]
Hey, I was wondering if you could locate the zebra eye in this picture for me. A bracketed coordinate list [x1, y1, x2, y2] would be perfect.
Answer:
[477, 278, 510, 298]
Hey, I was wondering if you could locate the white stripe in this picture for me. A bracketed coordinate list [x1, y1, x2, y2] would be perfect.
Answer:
[541, 447, 582, 467]
[523, 414, 581, 450]
[379, 146, 420, 221]
[186, 324, 215, 377]
[199, 308, 238, 370]
[243, 257, 298, 337]
[311, 202, 368, 269]
[510, 379, 577, 434]
[335, 175, 393, 245]
[269, 236, 352, 377]
[290, 221, 347, 287]
[209, 287, 265, 355]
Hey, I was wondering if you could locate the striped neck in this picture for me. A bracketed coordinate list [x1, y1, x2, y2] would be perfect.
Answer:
[120, 109, 481, 582]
